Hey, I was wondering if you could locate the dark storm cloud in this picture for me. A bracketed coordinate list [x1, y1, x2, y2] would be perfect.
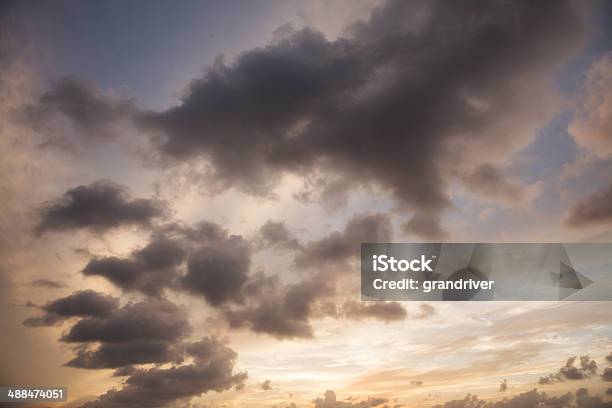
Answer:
[23, 77, 133, 141]
[566, 183, 612, 228]
[538, 356, 598, 385]
[79, 337, 247, 408]
[341, 300, 407, 322]
[127, 0, 585, 238]
[181, 235, 251, 306]
[83, 237, 185, 297]
[294, 212, 391, 269]
[257, 220, 301, 250]
[23, 290, 118, 327]
[314, 390, 388, 408]
[61, 299, 189, 343]
[66, 339, 183, 369]
[35, 180, 166, 235]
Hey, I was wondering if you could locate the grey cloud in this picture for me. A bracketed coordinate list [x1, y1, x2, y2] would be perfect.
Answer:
[314, 390, 388, 408]
[23, 293, 191, 370]
[225, 214, 396, 338]
[602, 368, 612, 382]
[607, 352, 612, 364]
[293, 176, 354, 213]
[163, 220, 229, 243]
[113, 366, 136, 377]
[61, 300, 189, 343]
[66, 339, 183, 369]
[575, 388, 612, 408]
[224, 276, 332, 340]
[131, 0, 584, 238]
[295, 212, 391, 269]
[23, 290, 118, 327]
[433, 389, 612, 408]
[566, 183, 612, 228]
[261, 379, 272, 391]
[35, 180, 166, 235]
[79, 337, 247, 408]
[341, 300, 407, 322]
[258, 220, 301, 250]
[181, 235, 251, 306]
[499, 379, 508, 392]
[23, 76, 133, 141]
[83, 237, 185, 297]
[460, 164, 529, 204]
[539, 356, 598, 385]
[29, 278, 66, 289]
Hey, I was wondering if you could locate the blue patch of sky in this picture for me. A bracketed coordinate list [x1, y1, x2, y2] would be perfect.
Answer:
[508, 1, 612, 214]
[38, 0, 304, 110]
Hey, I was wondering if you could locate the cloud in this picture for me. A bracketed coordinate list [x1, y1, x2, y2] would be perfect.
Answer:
[341, 300, 407, 322]
[20, 0, 586, 238]
[181, 235, 251, 306]
[66, 339, 183, 369]
[602, 368, 612, 382]
[569, 53, 612, 158]
[295, 212, 391, 269]
[117, 0, 583, 238]
[565, 183, 612, 228]
[257, 220, 301, 250]
[415, 303, 436, 320]
[499, 379, 508, 392]
[112, 365, 136, 377]
[22, 76, 133, 142]
[60, 299, 189, 344]
[35, 180, 166, 235]
[224, 214, 410, 338]
[261, 379, 272, 391]
[433, 388, 612, 408]
[314, 390, 388, 408]
[538, 356, 598, 385]
[224, 276, 332, 340]
[83, 236, 185, 297]
[79, 337, 247, 408]
[24, 297, 193, 369]
[459, 164, 541, 207]
[23, 290, 118, 327]
[564, 53, 612, 231]
[29, 278, 66, 289]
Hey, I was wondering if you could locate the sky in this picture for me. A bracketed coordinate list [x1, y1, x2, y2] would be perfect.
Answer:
[1, 1, 612, 407]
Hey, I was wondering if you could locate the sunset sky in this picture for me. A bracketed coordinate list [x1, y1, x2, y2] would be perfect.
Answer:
[1, 1, 612, 407]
